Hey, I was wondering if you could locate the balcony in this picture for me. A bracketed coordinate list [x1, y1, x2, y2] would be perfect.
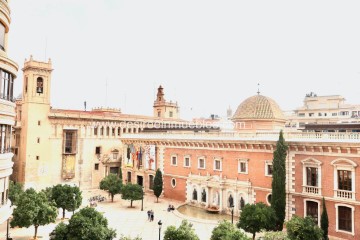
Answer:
[303, 186, 321, 195]
[335, 189, 355, 200]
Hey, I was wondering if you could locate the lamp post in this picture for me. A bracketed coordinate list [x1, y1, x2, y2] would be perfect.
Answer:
[141, 187, 144, 211]
[72, 192, 76, 215]
[231, 204, 234, 224]
[158, 220, 162, 240]
[6, 217, 10, 240]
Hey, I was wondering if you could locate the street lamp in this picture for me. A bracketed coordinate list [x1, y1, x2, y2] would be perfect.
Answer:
[230, 204, 234, 224]
[158, 220, 162, 240]
[72, 193, 76, 215]
[141, 186, 144, 211]
[6, 217, 11, 240]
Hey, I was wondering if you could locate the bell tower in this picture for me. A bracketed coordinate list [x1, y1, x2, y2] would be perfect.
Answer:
[153, 85, 180, 119]
[22, 55, 53, 105]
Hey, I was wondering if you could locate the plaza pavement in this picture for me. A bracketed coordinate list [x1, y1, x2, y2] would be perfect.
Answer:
[0, 188, 226, 240]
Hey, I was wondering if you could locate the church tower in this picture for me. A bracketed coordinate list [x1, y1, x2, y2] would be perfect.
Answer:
[14, 57, 54, 189]
[153, 85, 179, 119]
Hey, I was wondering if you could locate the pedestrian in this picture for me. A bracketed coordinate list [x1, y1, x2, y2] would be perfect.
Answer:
[147, 210, 151, 221]
[150, 210, 154, 222]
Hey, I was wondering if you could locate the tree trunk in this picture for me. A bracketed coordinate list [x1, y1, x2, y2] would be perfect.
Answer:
[111, 194, 114, 202]
[131, 200, 133, 207]
[62, 208, 66, 219]
[252, 233, 255, 240]
[34, 225, 38, 239]
[157, 197, 158, 203]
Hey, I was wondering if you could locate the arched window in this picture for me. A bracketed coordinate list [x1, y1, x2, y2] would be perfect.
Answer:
[228, 194, 234, 207]
[201, 189, 206, 202]
[192, 189, 198, 201]
[36, 77, 43, 94]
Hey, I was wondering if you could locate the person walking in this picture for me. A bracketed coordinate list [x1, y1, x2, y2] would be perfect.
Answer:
[147, 210, 151, 221]
[150, 210, 154, 222]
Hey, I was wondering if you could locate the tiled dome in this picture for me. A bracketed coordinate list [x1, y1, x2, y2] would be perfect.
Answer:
[233, 95, 284, 120]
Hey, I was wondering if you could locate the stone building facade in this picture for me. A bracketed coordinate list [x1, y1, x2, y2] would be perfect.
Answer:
[0, 0, 18, 224]
[122, 95, 360, 240]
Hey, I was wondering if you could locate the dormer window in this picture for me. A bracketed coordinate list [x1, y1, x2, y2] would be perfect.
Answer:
[37, 77, 43, 94]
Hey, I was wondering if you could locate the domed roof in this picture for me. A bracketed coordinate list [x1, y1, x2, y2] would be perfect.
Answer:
[233, 95, 284, 120]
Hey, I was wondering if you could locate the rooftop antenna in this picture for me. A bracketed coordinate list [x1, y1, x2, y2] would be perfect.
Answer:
[44, 37, 47, 61]
[257, 83, 260, 95]
[105, 78, 108, 107]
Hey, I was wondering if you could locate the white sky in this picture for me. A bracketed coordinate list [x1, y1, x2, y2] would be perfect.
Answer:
[8, 0, 360, 120]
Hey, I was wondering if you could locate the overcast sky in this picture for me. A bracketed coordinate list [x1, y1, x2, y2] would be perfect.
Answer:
[8, 0, 360, 120]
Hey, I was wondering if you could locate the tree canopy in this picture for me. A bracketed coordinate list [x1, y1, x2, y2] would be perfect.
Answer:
[237, 203, 277, 240]
[271, 130, 288, 230]
[163, 220, 200, 240]
[153, 168, 163, 203]
[8, 180, 24, 206]
[211, 220, 250, 240]
[50, 207, 116, 240]
[286, 215, 323, 240]
[121, 183, 143, 207]
[100, 174, 122, 202]
[11, 188, 58, 239]
[51, 184, 83, 219]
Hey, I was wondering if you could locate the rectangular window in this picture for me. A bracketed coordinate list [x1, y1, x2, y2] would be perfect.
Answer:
[298, 113, 305, 117]
[94, 127, 98, 135]
[184, 157, 190, 167]
[95, 146, 101, 155]
[306, 201, 319, 225]
[36, 156, 39, 160]
[265, 162, 273, 176]
[238, 161, 247, 173]
[63, 130, 77, 154]
[94, 163, 99, 170]
[309, 113, 314, 117]
[112, 128, 115, 136]
[169, 111, 173, 117]
[38, 121, 41, 126]
[306, 167, 318, 187]
[198, 158, 205, 169]
[338, 206, 352, 232]
[113, 152, 118, 160]
[214, 159, 222, 171]
[37, 137, 40, 144]
[171, 156, 177, 166]
[127, 172, 131, 183]
[338, 170, 352, 191]
[332, 113, 338, 116]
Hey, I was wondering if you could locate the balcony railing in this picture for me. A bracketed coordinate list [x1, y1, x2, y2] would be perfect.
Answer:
[303, 186, 321, 195]
[335, 189, 355, 200]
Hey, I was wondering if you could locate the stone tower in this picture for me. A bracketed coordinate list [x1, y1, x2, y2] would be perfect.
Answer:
[153, 85, 179, 119]
[14, 57, 53, 189]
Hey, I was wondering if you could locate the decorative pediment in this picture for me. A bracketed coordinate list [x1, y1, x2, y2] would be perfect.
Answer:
[331, 158, 357, 168]
[301, 157, 322, 166]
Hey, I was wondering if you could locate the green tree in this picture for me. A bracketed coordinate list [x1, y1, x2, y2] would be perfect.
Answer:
[11, 188, 58, 239]
[237, 202, 276, 240]
[211, 220, 250, 240]
[320, 197, 329, 240]
[51, 184, 82, 219]
[121, 183, 143, 207]
[119, 235, 142, 240]
[50, 207, 116, 240]
[100, 174, 123, 202]
[9, 180, 24, 206]
[153, 168, 163, 203]
[41, 186, 53, 201]
[271, 130, 288, 231]
[262, 231, 289, 240]
[164, 220, 200, 240]
[286, 215, 323, 240]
